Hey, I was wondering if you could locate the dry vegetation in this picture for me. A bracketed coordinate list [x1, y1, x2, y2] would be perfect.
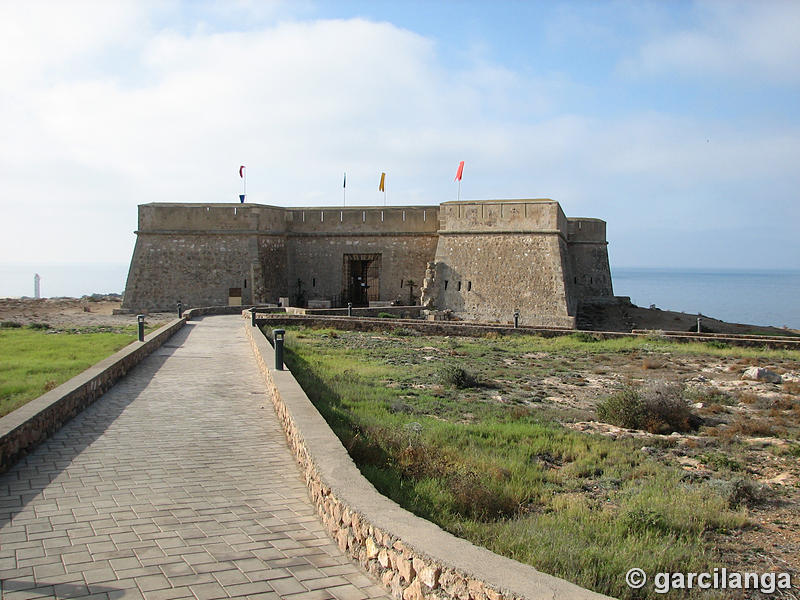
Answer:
[280, 325, 800, 599]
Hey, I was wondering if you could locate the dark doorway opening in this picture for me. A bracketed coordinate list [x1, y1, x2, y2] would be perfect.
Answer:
[343, 254, 381, 306]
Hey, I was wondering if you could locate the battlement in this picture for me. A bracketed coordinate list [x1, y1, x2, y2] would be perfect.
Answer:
[567, 218, 607, 243]
[438, 199, 568, 235]
[136, 203, 439, 235]
[284, 206, 439, 235]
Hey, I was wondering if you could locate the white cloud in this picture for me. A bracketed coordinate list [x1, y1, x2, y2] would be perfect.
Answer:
[622, 1, 800, 83]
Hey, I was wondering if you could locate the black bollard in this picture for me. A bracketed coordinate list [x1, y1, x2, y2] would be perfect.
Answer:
[347, 302, 352, 317]
[273, 329, 285, 370]
[137, 314, 145, 342]
[177, 300, 183, 318]
[251, 309, 257, 327]
[513, 310, 520, 328]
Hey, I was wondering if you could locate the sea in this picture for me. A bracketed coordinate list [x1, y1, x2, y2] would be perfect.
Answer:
[613, 267, 800, 330]
[1, 263, 798, 329]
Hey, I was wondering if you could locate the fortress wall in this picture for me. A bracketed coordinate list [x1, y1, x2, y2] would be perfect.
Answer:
[433, 200, 574, 327]
[138, 203, 286, 233]
[433, 233, 574, 327]
[286, 234, 438, 305]
[256, 236, 289, 303]
[566, 219, 613, 301]
[121, 233, 261, 310]
[285, 206, 439, 234]
[438, 199, 567, 234]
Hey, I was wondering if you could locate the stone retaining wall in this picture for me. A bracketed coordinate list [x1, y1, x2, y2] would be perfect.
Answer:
[254, 314, 800, 350]
[0, 318, 186, 474]
[243, 318, 608, 600]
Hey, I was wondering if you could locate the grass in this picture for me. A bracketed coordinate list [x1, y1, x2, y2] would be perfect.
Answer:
[0, 325, 151, 417]
[273, 326, 756, 599]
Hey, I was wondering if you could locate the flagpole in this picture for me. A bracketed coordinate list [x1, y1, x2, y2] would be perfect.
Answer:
[458, 179, 461, 201]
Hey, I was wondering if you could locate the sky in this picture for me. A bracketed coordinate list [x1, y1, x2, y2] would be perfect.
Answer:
[1, 0, 799, 288]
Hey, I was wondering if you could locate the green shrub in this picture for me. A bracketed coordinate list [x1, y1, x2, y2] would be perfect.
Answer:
[377, 312, 399, 319]
[596, 381, 698, 434]
[1, 321, 22, 328]
[438, 364, 479, 388]
[27, 322, 51, 330]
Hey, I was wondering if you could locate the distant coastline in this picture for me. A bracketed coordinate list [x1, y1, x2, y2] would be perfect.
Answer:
[1, 263, 797, 329]
[614, 267, 800, 329]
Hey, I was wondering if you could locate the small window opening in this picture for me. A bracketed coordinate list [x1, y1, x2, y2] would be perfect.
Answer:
[400, 279, 404, 288]
[362, 211, 366, 222]
[320, 211, 324, 222]
[423, 210, 426, 221]
[444, 280, 448, 290]
[244, 279, 247, 288]
[302, 211, 305, 222]
[467, 281, 471, 291]
[402, 210, 406, 221]
[574, 277, 577, 284]
[340, 211, 343, 222]
[312, 278, 316, 287]
[381, 211, 384, 222]
[457, 281, 462, 291]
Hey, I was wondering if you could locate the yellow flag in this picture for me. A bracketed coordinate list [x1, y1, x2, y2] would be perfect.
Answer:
[379, 172, 385, 192]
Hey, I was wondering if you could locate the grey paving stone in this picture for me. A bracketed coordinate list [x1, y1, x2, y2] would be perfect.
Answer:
[0, 317, 388, 600]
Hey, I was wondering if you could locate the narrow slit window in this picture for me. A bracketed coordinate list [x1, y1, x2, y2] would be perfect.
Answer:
[400, 279, 404, 288]
[467, 281, 471, 291]
[321, 211, 324, 222]
[444, 280, 448, 290]
[381, 211, 384, 222]
[362, 211, 366, 222]
[312, 278, 316, 287]
[340, 211, 343, 222]
[302, 211, 305, 222]
[423, 210, 426, 221]
[244, 279, 247, 288]
[402, 210, 406, 221]
[457, 281, 462, 291]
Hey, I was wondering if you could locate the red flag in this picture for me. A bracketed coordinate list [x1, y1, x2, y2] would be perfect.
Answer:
[454, 161, 464, 181]
[239, 165, 245, 178]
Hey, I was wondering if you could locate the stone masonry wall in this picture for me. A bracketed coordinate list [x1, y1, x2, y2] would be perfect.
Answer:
[123, 233, 261, 310]
[432, 200, 575, 327]
[287, 235, 438, 306]
[566, 219, 613, 302]
[243, 317, 608, 600]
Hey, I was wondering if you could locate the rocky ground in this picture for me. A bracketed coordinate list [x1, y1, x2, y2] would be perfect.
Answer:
[325, 328, 800, 589]
[0, 297, 174, 329]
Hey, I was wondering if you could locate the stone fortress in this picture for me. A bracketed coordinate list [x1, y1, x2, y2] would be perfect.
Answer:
[122, 199, 613, 328]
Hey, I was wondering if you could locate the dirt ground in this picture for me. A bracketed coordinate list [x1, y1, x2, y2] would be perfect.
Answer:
[0, 298, 174, 329]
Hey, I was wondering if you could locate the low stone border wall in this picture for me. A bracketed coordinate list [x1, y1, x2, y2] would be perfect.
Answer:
[253, 314, 800, 350]
[243, 320, 608, 600]
[183, 305, 254, 319]
[0, 318, 186, 474]
[285, 305, 425, 319]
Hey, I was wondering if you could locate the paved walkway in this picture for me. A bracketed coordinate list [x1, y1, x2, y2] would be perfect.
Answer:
[0, 316, 389, 600]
